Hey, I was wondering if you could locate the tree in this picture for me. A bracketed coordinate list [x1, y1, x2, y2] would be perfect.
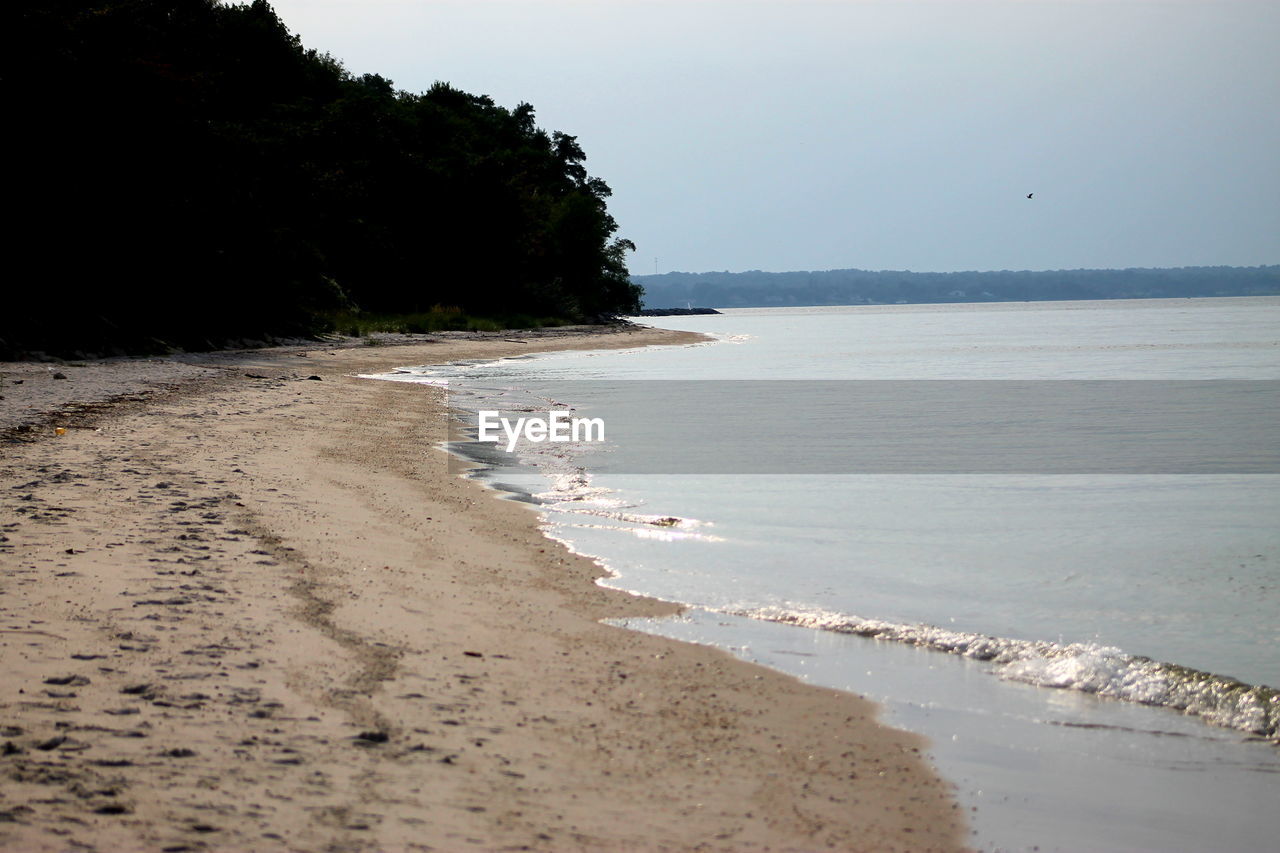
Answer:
[4, 0, 640, 357]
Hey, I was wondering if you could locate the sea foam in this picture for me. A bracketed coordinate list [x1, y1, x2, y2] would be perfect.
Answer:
[737, 605, 1280, 740]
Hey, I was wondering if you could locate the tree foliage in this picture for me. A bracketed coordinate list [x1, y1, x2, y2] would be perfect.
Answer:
[6, 0, 641, 357]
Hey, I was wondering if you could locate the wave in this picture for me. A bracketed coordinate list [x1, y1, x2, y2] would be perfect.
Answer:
[734, 605, 1280, 741]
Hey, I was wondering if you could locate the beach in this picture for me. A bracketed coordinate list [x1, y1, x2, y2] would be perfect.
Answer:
[0, 328, 966, 852]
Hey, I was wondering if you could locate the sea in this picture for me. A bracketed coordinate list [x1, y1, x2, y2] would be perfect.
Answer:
[371, 297, 1280, 852]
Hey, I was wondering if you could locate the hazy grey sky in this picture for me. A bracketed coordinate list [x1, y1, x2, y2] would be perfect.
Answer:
[267, 1, 1279, 274]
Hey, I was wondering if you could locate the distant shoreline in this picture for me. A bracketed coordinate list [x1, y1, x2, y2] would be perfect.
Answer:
[637, 263, 1280, 310]
[632, 307, 722, 316]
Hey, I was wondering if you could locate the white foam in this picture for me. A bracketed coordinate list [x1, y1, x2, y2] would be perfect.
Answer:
[737, 605, 1280, 740]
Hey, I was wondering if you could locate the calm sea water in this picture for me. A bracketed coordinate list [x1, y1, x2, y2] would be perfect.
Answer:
[375, 298, 1280, 852]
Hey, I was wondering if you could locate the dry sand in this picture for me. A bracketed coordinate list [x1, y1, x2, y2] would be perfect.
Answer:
[0, 327, 968, 851]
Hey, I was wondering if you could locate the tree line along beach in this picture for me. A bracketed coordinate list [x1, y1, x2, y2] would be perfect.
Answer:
[5, 5, 967, 846]
[10, 2, 1276, 849]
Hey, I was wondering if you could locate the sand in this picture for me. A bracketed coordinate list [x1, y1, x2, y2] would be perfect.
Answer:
[0, 327, 968, 851]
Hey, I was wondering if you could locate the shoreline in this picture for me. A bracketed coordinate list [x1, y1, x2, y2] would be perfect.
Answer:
[0, 328, 968, 851]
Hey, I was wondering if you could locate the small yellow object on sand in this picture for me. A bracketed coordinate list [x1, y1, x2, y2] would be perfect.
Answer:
[54, 427, 67, 436]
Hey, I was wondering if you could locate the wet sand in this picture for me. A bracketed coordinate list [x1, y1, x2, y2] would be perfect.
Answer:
[0, 328, 967, 851]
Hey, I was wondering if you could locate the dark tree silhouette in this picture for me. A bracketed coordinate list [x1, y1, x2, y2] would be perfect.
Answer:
[5, 0, 641, 357]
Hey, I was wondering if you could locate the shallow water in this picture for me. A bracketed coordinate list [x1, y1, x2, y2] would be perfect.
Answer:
[375, 297, 1280, 851]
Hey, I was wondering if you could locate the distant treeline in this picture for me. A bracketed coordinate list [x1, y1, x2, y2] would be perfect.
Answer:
[634, 307, 722, 317]
[637, 266, 1280, 309]
[6, 0, 640, 358]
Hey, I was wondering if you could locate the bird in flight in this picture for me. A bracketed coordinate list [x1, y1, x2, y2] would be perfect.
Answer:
[1026, 192, 1034, 199]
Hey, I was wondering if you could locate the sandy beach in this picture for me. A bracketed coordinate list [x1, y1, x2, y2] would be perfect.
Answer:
[0, 327, 967, 852]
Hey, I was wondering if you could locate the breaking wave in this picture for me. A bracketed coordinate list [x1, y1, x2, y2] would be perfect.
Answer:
[735, 605, 1280, 741]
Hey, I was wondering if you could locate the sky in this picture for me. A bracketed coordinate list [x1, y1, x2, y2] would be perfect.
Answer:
[265, 0, 1280, 275]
